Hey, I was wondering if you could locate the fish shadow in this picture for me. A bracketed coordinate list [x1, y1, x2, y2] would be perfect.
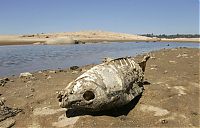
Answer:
[66, 94, 142, 117]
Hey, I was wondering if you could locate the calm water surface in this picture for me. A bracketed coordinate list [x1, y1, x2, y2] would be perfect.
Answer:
[0, 42, 199, 77]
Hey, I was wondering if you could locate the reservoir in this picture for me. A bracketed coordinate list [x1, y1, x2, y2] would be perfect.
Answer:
[0, 42, 199, 76]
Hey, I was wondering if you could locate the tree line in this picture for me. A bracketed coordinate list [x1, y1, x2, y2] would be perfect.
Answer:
[141, 33, 200, 38]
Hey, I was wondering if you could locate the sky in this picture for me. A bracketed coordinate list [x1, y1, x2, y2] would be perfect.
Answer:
[0, 0, 199, 35]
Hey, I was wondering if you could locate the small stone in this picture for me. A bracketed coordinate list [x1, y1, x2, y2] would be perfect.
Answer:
[0, 79, 7, 86]
[0, 97, 6, 106]
[3, 78, 10, 81]
[169, 60, 176, 64]
[59, 70, 64, 72]
[164, 70, 168, 74]
[151, 57, 156, 59]
[47, 76, 52, 79]
[161, 119, 168, 124]
[38, 71, 43, 73]
[176, 54, 181, 58]
[72, 71, 79, 74]
[70, 66, 79, 70]
[26, 94, 33, 98]
[150, 68, 157, 70]
[19, 72, 33, 78]
[49, 70, 56, 73]
[30, 88, 35, 92]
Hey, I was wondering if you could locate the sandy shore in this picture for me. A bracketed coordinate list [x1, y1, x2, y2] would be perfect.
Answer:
[0, 31, 199, 46]
[0, 47, 199, 127]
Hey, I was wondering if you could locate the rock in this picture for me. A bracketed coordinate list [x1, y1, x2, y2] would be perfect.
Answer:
[161, 119, 168, 124]
[163, 70, 168, 74]
[49, 70, 56, 73]
[169, 60, 176, 64]
[0, 79, 7, 86]
[47, 76, 52, 79]
[70, 66, 79, 70]
[72, 71, 79, 74]
[176, 54, 182, 58]
[25, 94, 33, 98]
[19, 72, 33, 78]
[3, 78, 9, 81]
[0, 97, 6, 107]
[30, 88, 35, 92]
[150, 68, 157, 70]
[38, 71, 43, 73]
[58, 69, 64, 72]
[151, 57, 156, 59]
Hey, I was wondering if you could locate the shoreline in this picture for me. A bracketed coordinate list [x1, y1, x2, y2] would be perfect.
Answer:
[0, 31, 199, 46]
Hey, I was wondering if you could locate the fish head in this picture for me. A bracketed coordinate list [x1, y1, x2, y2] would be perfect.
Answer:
[58, 79, 107, 111]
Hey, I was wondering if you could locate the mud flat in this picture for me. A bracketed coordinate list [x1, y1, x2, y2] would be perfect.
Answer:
[0, 47, 199, 127]
[0, 31, 199, 46]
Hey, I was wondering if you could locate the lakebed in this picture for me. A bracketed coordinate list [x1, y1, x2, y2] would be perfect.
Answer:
[0, 45, 199, 127]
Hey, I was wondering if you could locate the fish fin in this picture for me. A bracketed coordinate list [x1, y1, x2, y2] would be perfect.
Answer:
[138, 55, 150, 72]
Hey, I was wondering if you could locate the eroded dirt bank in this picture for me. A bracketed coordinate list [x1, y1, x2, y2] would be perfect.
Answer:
[0, 48, 199, 127]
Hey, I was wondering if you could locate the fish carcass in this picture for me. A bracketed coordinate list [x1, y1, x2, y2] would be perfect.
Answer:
[58, 55, 150, 111]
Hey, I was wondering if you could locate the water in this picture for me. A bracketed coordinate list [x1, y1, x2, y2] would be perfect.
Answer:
[0, 42, 199, 77]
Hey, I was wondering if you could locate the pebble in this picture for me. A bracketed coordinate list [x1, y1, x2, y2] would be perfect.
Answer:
[70, 66, 79, 70]
[72, 71, 79, 74]
[26, 94, 33, 98]
[0, 79, 7, 86]
[161, 119, 168, 124]
[47, 76, 52, 79]
[49, 70, 56, 73]
[163, 70, 168, 74]
[38, 71, 43, 73]
[30, 88, 35, 92]
[176, 54, 182, 58]
[19, 72, 33, 78]
[169, 60, 176, 64]
[150, 68, 157, 70]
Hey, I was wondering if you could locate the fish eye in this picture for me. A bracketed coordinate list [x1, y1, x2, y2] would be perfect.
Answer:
[83, 91, 95, 101]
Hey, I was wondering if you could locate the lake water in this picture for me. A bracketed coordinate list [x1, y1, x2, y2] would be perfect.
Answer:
[0, 42, 199, 77]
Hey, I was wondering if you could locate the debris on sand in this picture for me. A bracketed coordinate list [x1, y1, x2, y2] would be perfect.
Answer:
[58, 55, 150, 111]
[0, 99, 22, 120]
[0, 118, 15, 128]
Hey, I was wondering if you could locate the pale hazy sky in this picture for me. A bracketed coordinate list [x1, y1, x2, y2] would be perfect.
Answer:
[0, 0, 199, 34]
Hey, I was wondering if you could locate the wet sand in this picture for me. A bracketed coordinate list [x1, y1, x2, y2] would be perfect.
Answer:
[0, 47, 199, 127]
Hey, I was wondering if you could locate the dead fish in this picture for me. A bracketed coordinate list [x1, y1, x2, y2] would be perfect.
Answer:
[58, 55, 150, 111]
